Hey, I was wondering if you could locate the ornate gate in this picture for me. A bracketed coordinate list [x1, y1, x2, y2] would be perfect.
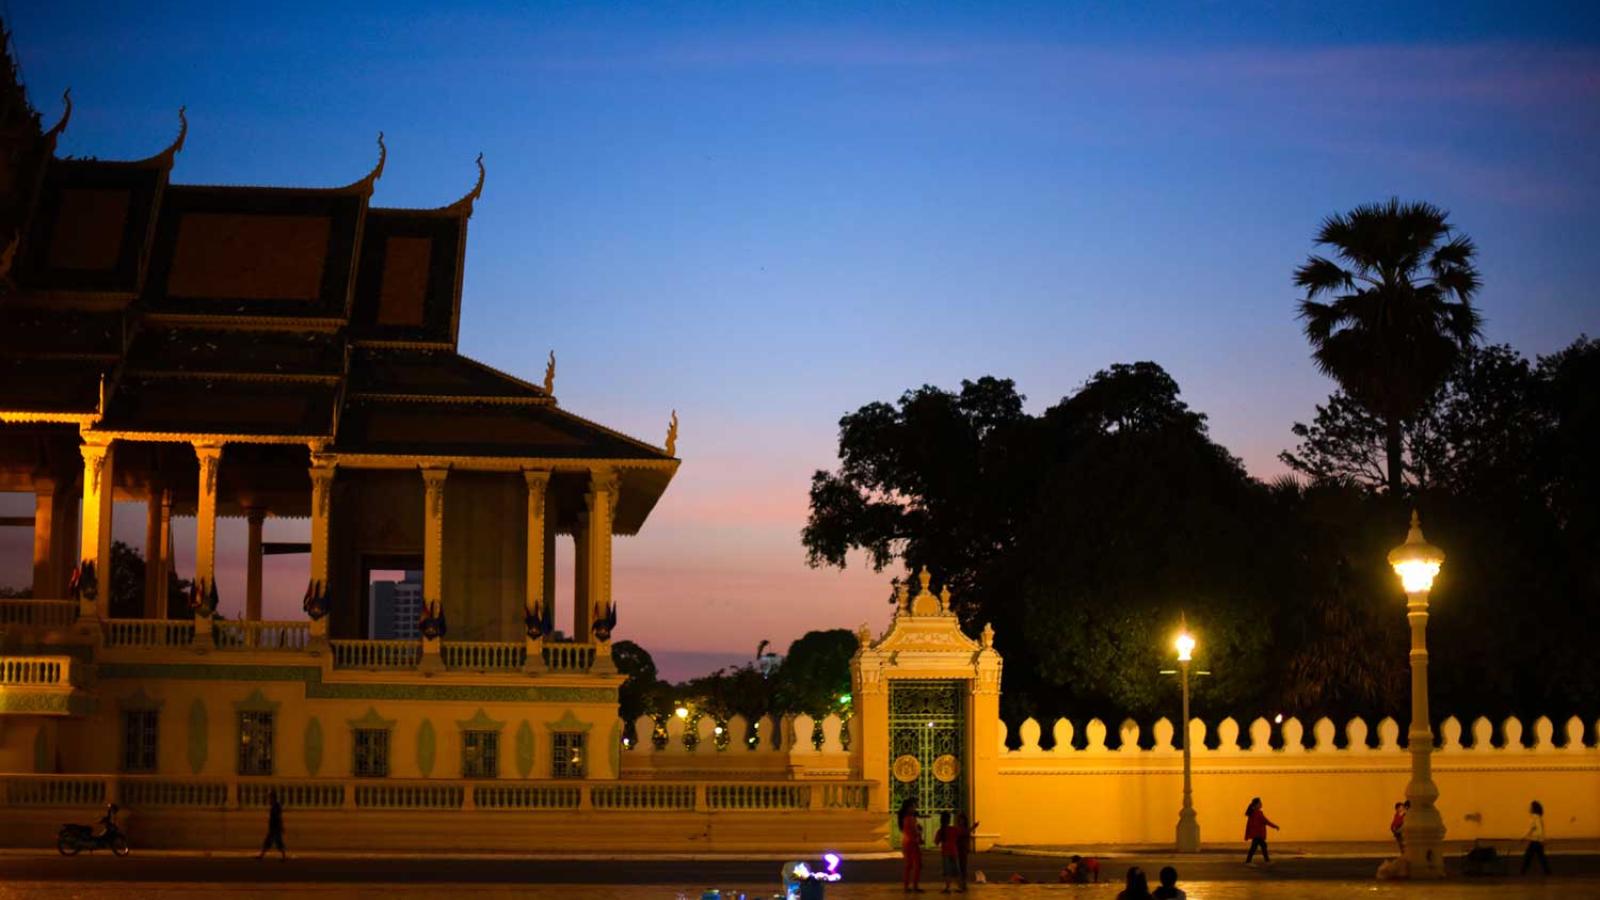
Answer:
[888, 678, 966, 843]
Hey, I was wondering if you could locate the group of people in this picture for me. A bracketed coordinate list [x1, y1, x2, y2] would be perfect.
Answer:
[897, 798, 977, 892]
[1392, 796, 1551, 875]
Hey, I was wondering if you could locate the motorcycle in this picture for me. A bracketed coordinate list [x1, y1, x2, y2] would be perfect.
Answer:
[56, 822, 129, 857]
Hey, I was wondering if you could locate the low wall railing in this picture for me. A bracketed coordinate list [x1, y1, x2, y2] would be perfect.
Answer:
[0, 655, 74, 687]
[102, 619, 195, 649]
[0, 600, 77, 628]
[329, 640, 420, 670]
[541, 642, 596, 673]
[443, 641, 525, 672]
[0, 775, 874, 813]
[213, 621, 311, 652]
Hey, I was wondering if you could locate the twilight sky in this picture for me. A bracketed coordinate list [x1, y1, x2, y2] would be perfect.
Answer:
[4, 2, 1598, 680]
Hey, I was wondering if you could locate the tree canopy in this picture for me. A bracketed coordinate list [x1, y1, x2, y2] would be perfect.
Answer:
[804, 341, 1600, 730]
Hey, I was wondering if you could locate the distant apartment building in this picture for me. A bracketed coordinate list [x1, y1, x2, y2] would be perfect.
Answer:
[368, 570, 423, 639]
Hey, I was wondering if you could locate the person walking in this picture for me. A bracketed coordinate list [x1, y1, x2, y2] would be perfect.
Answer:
[1389, 800, 1409, 852]
[256, 789, 286, 861]
[1521, 800, 1550, 876]
[898, 797, 924, 892]
[1151, 865, 1186, 899]
[1243, 797, 1279, 865]
[1115, 866, 1153, 900]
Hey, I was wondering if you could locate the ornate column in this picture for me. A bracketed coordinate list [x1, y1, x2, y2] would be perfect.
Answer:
[522, 469, 551, 673]
[192, 443, 224, 639]
[245, 507, 266, 622]
[142, 484, 164, 618]
[419, 467, 449, 671]
[77, 437, 115, 619]
[31, 477, 59, 600]
[155, 490, 173, 619]
[580, 467, 618, 645]
[306, 457, 336, 645]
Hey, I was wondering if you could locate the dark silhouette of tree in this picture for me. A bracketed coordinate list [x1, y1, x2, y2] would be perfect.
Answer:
[612, 639, 666, 727]
[772, 629, 858, 718]
[1294, 198, 1482, 496]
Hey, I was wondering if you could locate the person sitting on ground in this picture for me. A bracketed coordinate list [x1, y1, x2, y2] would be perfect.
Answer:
[1389, 800, 1409, 852]
[1059, 854, 1102, 884]
[1115, 866, 1153, 900]
[1151, 865, 1186, 899]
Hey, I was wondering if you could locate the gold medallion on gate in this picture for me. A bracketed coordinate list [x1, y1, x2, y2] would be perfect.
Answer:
[892, 754, 921, 783]
[932, 754, 960, 783]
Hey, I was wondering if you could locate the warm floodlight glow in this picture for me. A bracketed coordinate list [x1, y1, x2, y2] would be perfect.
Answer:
[674, 706, 689, 720]
[1175, 632, 1196, 662]
[1388, 511, 1445, 595]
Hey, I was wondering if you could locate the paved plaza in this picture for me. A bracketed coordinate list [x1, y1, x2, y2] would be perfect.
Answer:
[0, 851, 1594, 898]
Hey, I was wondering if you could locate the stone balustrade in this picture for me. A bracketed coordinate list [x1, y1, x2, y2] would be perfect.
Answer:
[329, 640, 421, 670]
[626, 712, 854, 754]
[0, 774, 873, 814]
[0, 655, 73, 687]
[999, 713, 1599, 754]
[541, 642, 597, 673]
[442, 641, 526, 672]
[0, 600, 77, 628]
[102, 619, 195, 648]
[213, 620, 310, 651]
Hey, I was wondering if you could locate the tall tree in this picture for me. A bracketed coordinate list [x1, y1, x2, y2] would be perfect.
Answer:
[1294, 198, 1482, 496]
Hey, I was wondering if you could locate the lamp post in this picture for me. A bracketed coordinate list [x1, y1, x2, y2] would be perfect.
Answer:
[1389, 510, 1446, 878]
[1173, 624, 1201, 852]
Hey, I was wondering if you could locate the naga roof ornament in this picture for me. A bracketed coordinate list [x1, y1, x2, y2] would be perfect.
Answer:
[127, 105, 187, 168]
[43, 88, 71, 144]
[440, 152, 486, 216]
[665, 410, 678, 456]
[543, 350, 556, 395]
[340, 131, 386, 194]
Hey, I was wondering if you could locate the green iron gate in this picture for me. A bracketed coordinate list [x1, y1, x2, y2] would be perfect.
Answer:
[888, 679, 967, 845]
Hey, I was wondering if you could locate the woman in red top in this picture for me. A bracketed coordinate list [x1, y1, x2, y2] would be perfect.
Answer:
[899, 797, 924, 891]
[1243, 797, 1280, 864]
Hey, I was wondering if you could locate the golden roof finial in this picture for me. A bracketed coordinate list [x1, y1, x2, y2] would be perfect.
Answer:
[44, 88, 72, 144]
[543, 351, 556, 395]
[665, 410, 679, 456]
[442, 152, 486, 215]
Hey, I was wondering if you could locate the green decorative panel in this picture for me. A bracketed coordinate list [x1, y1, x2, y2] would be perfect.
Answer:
[187, 698, 208, 774]
[515, 721, 534, 778]
[889, 679, 966, 838]
[417, 719, 436, 777]
[304, 717, 324, 776]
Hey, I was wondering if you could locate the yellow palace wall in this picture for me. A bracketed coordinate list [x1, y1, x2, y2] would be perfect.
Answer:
[983, 714, 1600, 847]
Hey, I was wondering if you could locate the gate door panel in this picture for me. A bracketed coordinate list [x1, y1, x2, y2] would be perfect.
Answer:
[888, 679, 966, 844]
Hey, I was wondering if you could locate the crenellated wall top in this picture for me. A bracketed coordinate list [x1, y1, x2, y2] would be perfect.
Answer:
[999, 714, 1599, 756]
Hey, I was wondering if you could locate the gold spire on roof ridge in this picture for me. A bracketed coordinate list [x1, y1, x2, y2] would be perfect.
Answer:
[665, 410, 678, 456]
[543, 350, 556, 395]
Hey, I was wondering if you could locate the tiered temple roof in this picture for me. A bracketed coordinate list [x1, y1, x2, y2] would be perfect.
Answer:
[0, 71, 676, 530]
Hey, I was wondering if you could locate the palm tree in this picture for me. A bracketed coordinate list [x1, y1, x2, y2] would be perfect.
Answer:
[1294, 199, 1482, 495]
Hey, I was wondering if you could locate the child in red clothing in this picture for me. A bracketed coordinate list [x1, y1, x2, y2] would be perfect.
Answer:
[954, 812, 977, 891]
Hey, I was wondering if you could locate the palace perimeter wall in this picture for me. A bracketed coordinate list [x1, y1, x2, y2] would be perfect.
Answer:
[982, 714, 1600, 847]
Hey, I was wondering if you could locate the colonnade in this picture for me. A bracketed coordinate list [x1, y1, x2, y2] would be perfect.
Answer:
[54, 436, 615, 645]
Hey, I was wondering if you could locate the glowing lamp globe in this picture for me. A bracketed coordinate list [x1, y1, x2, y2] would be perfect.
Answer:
[1388, 511, 1444, 594]
[1175, 632, 1196, 663]
[674, 705, 690, 720]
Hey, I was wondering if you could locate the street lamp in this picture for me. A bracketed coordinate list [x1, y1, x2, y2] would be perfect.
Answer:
[1388, 510, 1446, 879]
[1172, 620, 1201, 853]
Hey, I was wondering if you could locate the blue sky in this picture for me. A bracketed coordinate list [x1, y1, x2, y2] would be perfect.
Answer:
[5, 2, 1598, 677]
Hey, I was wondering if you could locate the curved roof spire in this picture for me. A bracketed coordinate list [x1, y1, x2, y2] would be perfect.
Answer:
[129, 105, 187, 168]
[441, 152, 486, 216]
[43, 88, 72, 144]
[341, 131, 386, 194]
